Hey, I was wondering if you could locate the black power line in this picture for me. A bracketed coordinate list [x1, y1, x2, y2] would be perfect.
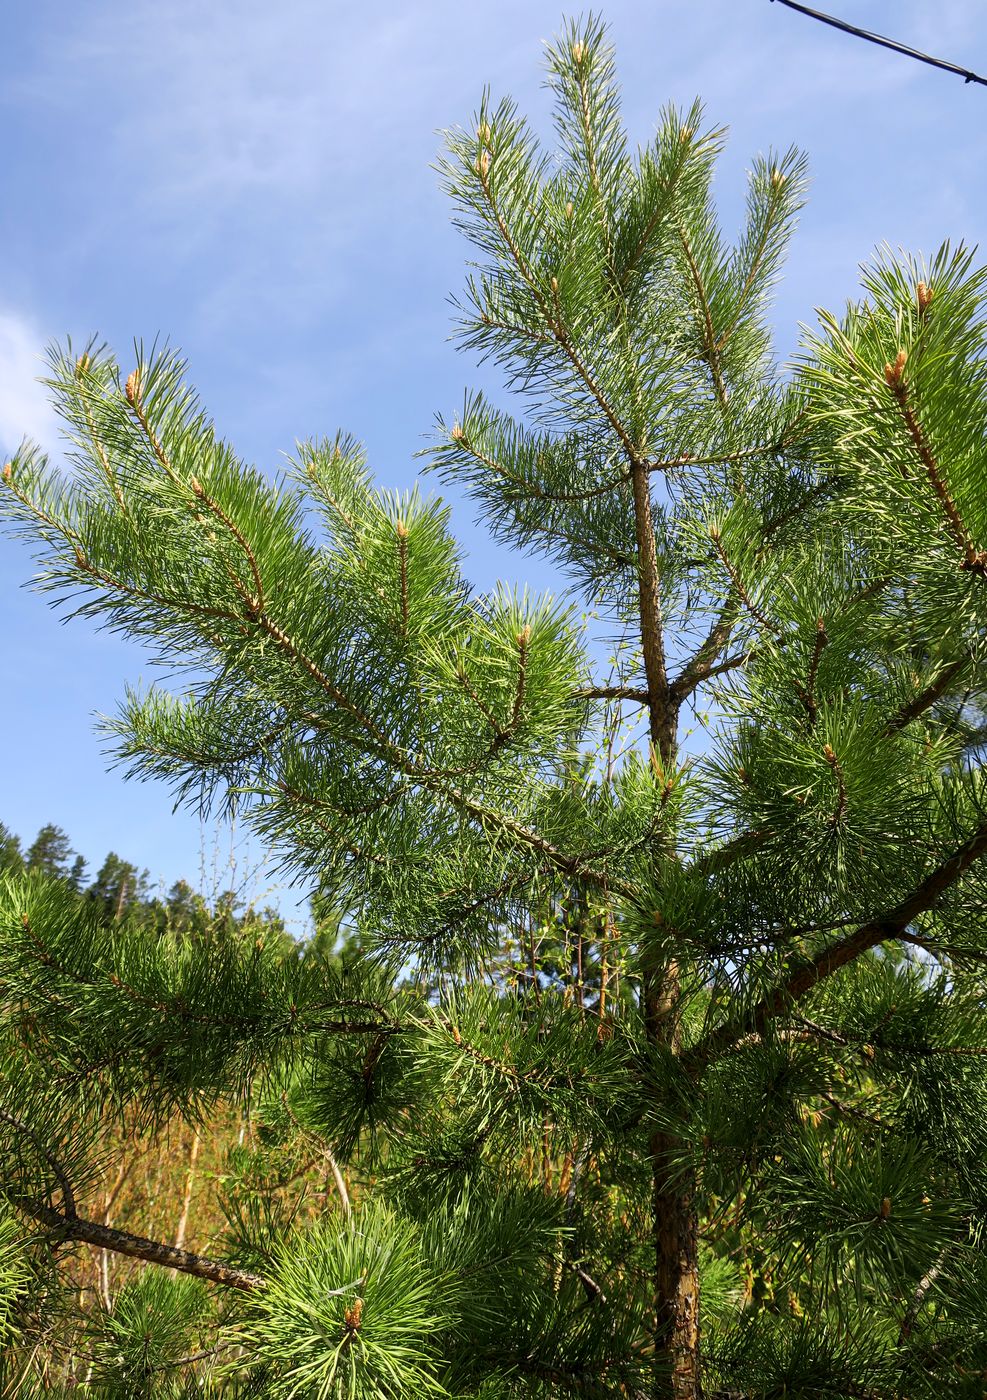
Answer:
[770, 0, 987, 87]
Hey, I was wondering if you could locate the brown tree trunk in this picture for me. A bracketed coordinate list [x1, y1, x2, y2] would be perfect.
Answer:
[644, 961, 702, 1398]
[628, 453, 701, 1394]
[652, 1130, 701, 1398]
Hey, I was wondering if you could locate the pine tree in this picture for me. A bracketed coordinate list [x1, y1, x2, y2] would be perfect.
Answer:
[24, 823, 75, 881]
[67, 852, 87, 892]
[87, 851, 147, 920]
[3, 15, 987, 1398]
[0, 825, 25, 878]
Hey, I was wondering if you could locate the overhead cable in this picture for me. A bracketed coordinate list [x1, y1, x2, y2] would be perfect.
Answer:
[770, 0, 987, 88]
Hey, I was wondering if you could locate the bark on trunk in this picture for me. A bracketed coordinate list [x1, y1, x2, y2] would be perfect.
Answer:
[652, 1131, 701, 1398]
[628, 454, 702, 1395]
[644, 962, 702, 1398]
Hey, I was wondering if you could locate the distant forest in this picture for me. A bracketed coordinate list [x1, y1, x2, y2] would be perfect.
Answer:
[0, 819, 293, 941]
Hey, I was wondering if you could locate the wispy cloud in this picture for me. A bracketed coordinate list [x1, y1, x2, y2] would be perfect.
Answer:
[0, 311, 57, 457]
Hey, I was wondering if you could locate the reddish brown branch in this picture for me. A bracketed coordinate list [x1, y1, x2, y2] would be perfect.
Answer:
[509, 625, 531, 731]
[883, 657, 968, 735]
[709, 530, 778, 636]
[395, 519, 410, 633]
[677, 223, 728, 406]
[476, 160, 644, 469]
[21, 1198, 265, 1292]
[190, 476, 265, 614]
[886, 366, 985, 572]
[125, 370, 177, 479]
[793, 618, 828, 724]
[670, 602, 739, 702]
[686, 816, 987, 1073]
[576, 684, 651, 705]
[453, 427, 628, 502]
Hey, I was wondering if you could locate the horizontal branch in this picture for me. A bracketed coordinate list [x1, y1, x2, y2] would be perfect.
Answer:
[20, 1197, 266, 1292]
[574, 685, 650, 704]
[647, 425, 806, 475]
[452, 428, 628, 503]
[687, 828, 771, 879]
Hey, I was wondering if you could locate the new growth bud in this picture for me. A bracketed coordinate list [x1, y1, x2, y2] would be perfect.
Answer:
[917, 281, 934, 314]
[450, 424, 464, 441]
[884, 349, 907, 386]
[2, 462, 11, 483]
[570, 40, 586, 63]
[823, 743, 837, 763]
[680, 126, 694, 144]
[517, 623, 531, 647]
[395, 519, 408, 539]
[344, 1297, 363, 1331]
[477, 121, 492, 145]
[125, 369, 140, 405]
[565, 201, 574, 219]
[550, 275, 559, 293]
[880, 1196, 891, 1219]
[476, 150, 491, 178]
[75, 353, 91, 377]
[189, 476, 204, 497]
[770, 167, 785, 191]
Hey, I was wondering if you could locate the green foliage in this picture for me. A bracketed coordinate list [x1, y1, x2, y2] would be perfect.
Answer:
[243, 1204, 449, 1399]
[0, 1209, 31, 1347]
[89, 1272, 211, 1397]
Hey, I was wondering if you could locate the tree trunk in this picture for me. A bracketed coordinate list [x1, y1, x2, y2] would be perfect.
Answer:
[630, 439, 699, 1392]
[652, 1130, 701, 1398]
[644, 957, 702, 1398]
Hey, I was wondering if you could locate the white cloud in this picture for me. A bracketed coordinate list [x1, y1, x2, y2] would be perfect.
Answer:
[0, 312, 57, 458]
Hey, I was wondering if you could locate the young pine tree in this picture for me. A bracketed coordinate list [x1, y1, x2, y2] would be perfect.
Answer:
[4, 16, 987, 1398]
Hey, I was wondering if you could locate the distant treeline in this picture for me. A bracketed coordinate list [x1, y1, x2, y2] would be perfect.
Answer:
[0, 819, 290, 941]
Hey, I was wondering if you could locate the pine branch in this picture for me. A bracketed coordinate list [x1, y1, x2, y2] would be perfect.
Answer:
[647, 427, 806, 475]
[575, 685, 650, 704]
[792, 618, 828, 724]
[669, 601, 739, 702]
[75, 353, 129, 516]
[715, 171, 788, 353]
[708, 530, 779, 637]
[124, 366, 183, 483]
[189, 475, 265, 613]
[677, 222, 728, 406]
[817, 1089, 888, 1130]
[629, 459, 674, 762]
[883, 656, 968, 735]
[885, 355, 987, 572]
[899, 1249, 947, 1343]
[474, 157, 645, 468]
[685, 816, 987, 1073]
[822, 742, 847, 825]
[21, 1198, 266, 1292]
[395, 519, 409, 633]
[451, 425, 628, 503]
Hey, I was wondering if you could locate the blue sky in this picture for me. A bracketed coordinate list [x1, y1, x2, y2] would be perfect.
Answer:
[2, 0, 985, 928]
